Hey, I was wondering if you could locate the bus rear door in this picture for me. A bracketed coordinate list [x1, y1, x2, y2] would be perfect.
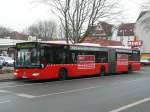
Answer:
[108, 48, 116, 73]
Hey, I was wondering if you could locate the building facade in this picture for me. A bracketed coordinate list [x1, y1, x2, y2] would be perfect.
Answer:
[80, 22, 123, 46]
[0, 38, 27, 58]
[113, 23, 135, 46]
[86, 22, 113, 40]
[135, 11, 150, 54]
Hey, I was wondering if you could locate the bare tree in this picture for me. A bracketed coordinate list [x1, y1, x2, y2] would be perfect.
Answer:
[27, 20, 57, 40]
[0, 26, 11, 38]
[141, 0, 150, 10]
[40, 0, 120, 43]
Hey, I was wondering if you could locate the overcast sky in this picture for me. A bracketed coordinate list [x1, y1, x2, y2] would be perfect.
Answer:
[0, 0, 145, 31]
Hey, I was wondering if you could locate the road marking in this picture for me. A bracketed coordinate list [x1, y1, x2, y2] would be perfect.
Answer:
[111, 77, 150, 86]
[139, 71, 150, 73]
[0, 80, 83, 89]
[21, 77, 150, 99]
[0, 71, 150, 98]
[0, 90, 10, 93]
[0, 78, 105, 90]
[16, 93, 35, 98]
[25, 85, 104, 99]
[14, 76, 150, 99]
[0, 83, 35, 89]
[0, 70, 149, 89]
[0, 100, 11, 104]
[15, 85, 104, 99]
[109, 97, 150, 112]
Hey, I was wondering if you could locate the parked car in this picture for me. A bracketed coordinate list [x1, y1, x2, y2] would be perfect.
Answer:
[0, 59, 3, 69]
[140, 57, 150, 66]
[0, 56, 14, 67]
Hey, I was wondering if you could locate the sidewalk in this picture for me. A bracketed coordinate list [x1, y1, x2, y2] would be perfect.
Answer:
[0, 73, 14, 81]
[0, 67, 15, 81]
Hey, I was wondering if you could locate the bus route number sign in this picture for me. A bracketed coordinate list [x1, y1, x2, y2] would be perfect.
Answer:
[16, 43, 36, 49]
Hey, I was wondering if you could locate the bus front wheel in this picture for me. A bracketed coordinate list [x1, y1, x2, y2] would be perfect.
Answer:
[59, 69, 67, 80]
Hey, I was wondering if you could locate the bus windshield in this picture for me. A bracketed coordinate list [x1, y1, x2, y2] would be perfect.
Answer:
[15, 48, 40, 68]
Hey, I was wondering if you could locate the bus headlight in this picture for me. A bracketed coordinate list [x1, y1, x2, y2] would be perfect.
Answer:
[32, 73, 40, 76]
[14, 72, 18, 76]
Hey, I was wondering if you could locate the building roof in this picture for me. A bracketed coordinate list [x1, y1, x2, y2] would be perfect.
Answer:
[0, 38, 28, 50]
[80, 36, 123, 46]
[137, 11, 150, 21]
[117, 23, 135, 36]
[8, 32, 28, 40]
[87, 22, 113, 38]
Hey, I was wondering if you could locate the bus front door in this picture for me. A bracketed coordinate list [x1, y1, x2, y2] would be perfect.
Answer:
[108, 48, 116, 73]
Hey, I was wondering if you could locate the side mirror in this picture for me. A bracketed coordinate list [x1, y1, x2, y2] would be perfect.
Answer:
[41, 64, 44, 68]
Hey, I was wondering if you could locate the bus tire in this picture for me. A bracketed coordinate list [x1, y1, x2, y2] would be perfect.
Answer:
[59, 68, 68, 80]
[100, 66, 105, 76]
[128, 65, 132, 73]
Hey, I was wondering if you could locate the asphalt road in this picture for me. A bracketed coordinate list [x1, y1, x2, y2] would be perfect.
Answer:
[0, 66, 150, 112]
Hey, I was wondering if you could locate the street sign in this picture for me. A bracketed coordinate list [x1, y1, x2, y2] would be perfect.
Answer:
[128, 40, 142, 47]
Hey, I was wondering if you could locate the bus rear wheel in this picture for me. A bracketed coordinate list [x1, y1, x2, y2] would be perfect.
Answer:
[100, 67, 105, 76]
[59, 69, 67, 80]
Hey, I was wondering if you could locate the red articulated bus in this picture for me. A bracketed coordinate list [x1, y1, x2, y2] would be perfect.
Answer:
[14, 42, 140, 80]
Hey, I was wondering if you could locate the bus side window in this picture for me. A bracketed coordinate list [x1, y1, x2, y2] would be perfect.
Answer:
[99, 52, 108, 63]
[61, 52, 66, 64]
[127, 50, 140, 61]
[131, 52, 140, 61]
[55, 50, 67, 64]
[47, 50, 53, 64]
[41, 49, 44, 57]
[71, 53, 76, 63]
[96, 52, 101, 63]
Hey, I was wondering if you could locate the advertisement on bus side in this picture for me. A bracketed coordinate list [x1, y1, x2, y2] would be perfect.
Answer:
[77, 55, 95, 69]
[117, 54, 128, 65]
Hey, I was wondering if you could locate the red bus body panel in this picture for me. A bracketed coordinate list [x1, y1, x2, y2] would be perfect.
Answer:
[14, 62, 140, 80]
[129, 61, 141, 71]
[14, 63, 108, 80]
[116, 64, 128, 73]
[115, 61, 140, 73]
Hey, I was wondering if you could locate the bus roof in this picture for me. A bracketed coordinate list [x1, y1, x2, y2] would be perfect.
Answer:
[107, 46, 131, 49]
[16, 41, 139, 53]
[75, 43, 101, 47]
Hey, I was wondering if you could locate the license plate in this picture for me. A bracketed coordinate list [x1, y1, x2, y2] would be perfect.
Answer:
[22, 76, 27, 79]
